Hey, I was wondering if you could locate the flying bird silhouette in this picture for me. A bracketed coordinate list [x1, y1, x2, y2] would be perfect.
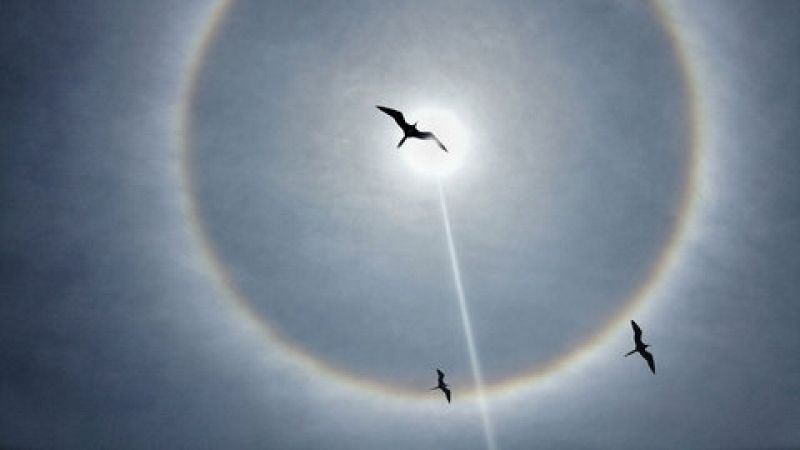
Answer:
[625, 320, 655, 374]
[430, 369, 451, 403]
[376, 105, 448, 152]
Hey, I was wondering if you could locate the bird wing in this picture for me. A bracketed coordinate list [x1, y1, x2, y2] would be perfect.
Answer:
[641, 349, 656, 374]
[416, 131, 448, 152]
[376, 105, 408, 129]
[436, 369, 445, 384]
[631, 320, 643, 344]
[443, 387, 451, 403]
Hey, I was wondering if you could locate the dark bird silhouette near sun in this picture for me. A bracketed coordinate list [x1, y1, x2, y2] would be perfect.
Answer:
[376, 105, 448, 152]
[431, 369, 451, 403]
[625, 320, 655, 374]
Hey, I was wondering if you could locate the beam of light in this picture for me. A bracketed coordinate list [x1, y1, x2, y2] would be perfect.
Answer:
[437, 180, 498, 450]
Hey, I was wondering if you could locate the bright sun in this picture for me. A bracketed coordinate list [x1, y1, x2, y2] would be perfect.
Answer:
[400, 107, 468, 177]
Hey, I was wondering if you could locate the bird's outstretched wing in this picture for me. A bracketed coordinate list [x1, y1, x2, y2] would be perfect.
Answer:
[443, 387, 451, 403]
[417, 131, 448, 152]
[436, 369, 445, 384]
[631, 320, 643, 344]
[376, 105, 408, 129]
[641, 349, 656, 374]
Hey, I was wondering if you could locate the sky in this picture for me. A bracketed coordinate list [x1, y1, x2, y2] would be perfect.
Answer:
[1, 1, 798, 449]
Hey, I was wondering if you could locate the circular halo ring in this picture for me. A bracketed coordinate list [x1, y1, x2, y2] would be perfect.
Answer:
[177, 0, 704, 401]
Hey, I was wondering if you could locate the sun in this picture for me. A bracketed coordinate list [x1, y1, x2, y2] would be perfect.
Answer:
[400, 107, 468, 177]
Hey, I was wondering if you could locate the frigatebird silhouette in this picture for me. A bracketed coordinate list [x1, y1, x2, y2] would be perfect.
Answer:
[625, 320, 655, 374]
[376, 105, 448, 152]
[430, 369, 451, 403]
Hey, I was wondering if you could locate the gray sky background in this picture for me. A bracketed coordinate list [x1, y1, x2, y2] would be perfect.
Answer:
[1, 1, 798, 449]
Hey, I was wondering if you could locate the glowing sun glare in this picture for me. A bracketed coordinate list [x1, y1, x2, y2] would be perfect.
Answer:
[400, 107, 468, 177]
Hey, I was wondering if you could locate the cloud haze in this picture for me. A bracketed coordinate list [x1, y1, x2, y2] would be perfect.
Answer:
[0, 1, 798, 448]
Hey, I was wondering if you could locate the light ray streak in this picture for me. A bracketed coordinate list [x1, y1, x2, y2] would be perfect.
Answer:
[437, 180, 498, 450]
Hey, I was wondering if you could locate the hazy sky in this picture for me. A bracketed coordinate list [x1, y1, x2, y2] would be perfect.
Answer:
[1, 1, 798, 449]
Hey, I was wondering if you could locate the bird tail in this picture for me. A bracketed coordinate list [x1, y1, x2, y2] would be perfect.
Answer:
[397, 136, 407, 148]
[624, 349, 636, 357]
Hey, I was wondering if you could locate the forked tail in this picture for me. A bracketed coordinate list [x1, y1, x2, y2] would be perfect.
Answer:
[624, 349, 637, 357]
[397, 136, 407, 148]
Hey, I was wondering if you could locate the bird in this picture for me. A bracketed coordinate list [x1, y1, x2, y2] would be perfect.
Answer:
[376, 105, 448, 152]
[430, 369, 451, 403]
[625, 320, 655, 374]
